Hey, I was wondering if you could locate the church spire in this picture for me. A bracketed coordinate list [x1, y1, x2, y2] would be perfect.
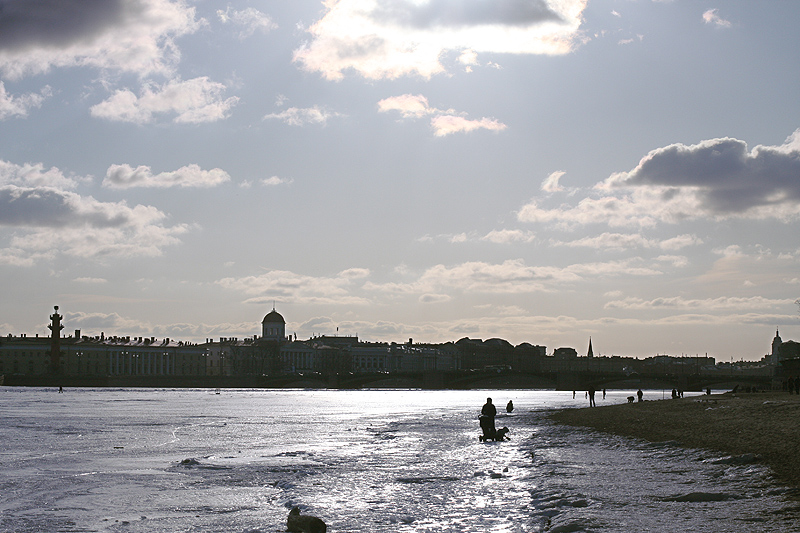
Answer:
[587, 336, 594, 357]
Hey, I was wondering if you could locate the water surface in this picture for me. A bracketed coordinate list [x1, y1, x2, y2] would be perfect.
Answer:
[1, 387, 797, 532]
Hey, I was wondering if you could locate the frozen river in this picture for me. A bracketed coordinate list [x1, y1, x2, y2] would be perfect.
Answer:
[1, 387, 798, 532]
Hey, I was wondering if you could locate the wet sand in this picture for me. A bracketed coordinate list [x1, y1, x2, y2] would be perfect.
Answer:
[548, 392, 800, 489]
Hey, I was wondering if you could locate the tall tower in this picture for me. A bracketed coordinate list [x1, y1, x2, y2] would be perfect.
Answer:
[587, 337, 594, 357]
[48, 305, 64, 374]
[771, 328, 782, 364]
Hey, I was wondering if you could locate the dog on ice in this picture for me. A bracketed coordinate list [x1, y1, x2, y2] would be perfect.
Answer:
[479, 424, 510, 442]
[287, 506, 326, 533]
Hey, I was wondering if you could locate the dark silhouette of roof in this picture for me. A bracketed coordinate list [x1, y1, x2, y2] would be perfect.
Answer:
[262, 309, 285, 324]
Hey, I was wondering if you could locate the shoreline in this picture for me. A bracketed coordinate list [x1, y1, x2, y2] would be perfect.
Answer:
[547, 392, 800, 491]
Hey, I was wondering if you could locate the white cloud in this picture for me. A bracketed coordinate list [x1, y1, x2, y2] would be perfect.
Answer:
[553, 232, 701, 251]
[218, 256, 667, 314]
[618, 35, 643, 46]
[74, 277, 108, 284]
[554, 232, 653, 250]
[216, 269, 371, 306]
[519, 130, 800, 228]
[264, 106, 342, 126]
[660, 234, 703, 250]
[0, 187, 189, 263]
[340, 267, 371, 279]
[605, 296, 791, 311]
[419, 293, 451, 304]
[0, 159, 80, 190]
[481, 229, 535, 244]
[541, 170, 566, 192]
[431, 115, 506, 136]
[293, 0, 588, 80]
[423, 229, 533, 244]
[379, 93, 506, 136]
[377, 94, 435, 118]
[696, 246, 799, 289]
[260, 176, 293, 186]
[366, 258, 662, 297]
[90, 77, 239, 124]
[0, 82, 52, 119]
[103, 163, 231, 188]
[217, 6, 276, 38]
[0, 159, 190, 265]
[703, 9, 732, 28]
[654, 255, 689, 268]
[0, 0, 203, 80]
[517, 194, 682, 228]
[0, 248, 54, 267]
[458, 49, 479, 67]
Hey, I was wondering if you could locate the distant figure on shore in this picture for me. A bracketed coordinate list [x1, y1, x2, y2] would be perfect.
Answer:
[706, 387, 711, 395]
[671, 388, 678, 399]
[506, 400, 514, 413]
[58, 386, 63, 393]
[637, 389, 643, 402]
[602, 389, 606, 400]
[588, 386, 596, 407]
[573, 391, 576, 399]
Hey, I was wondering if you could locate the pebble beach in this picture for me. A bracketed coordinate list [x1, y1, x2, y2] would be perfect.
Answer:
[549, 391, 800, 491]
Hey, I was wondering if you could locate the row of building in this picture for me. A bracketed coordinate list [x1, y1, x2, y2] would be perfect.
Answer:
[1, 306, 796, 379]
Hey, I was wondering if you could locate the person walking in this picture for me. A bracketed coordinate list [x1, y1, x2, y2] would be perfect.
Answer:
[480, 397, 497, 438]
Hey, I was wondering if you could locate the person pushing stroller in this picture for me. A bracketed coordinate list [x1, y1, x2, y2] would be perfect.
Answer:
[478, 397, 508, 441]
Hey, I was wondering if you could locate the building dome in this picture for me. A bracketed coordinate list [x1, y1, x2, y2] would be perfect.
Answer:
[261, 308, 286, 341]
[262, 309, 285, 324]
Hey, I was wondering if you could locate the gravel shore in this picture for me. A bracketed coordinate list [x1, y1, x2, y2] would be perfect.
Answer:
[548, 392, 800, 489]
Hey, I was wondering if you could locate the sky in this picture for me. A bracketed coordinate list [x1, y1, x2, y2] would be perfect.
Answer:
[1, 0, 799, 361]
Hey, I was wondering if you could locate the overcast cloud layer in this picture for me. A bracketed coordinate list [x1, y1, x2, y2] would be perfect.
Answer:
[0, 0, 798, 360]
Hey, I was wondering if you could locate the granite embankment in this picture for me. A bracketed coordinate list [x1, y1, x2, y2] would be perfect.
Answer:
[549, 392, 800, 489]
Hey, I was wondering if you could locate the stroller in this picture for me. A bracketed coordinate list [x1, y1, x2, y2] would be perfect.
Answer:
[479, 414, 509, 442]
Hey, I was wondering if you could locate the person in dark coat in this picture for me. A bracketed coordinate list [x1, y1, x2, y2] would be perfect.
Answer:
[479, 397, 497, 440]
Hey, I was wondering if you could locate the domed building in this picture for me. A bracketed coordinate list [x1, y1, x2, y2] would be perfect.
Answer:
[261, 308, 286, 341]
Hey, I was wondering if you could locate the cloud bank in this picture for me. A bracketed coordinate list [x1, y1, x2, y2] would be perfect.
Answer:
[0, 159, 189, 265]
[294, 0, 588, 80]
[519, 130, 800, 227]
[104, 164, 231, 188]
[0, 0, 202, 79]
[90, 77, 238, 124]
